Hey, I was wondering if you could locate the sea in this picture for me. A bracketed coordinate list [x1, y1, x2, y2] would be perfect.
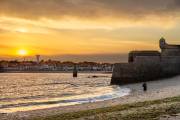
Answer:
[0, 73, 131, 113]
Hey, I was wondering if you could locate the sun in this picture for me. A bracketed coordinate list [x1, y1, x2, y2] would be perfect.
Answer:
[18, 49, 28, 56]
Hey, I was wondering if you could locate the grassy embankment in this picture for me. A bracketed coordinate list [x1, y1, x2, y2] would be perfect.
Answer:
[33, 96, 180, 120]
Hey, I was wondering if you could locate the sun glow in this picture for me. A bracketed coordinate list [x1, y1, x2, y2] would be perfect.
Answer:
[16, 28, 28, 33]
[17, 49, 28, 56]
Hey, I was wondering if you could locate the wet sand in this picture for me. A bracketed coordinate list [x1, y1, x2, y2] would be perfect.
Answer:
[1, 76, 180, 120]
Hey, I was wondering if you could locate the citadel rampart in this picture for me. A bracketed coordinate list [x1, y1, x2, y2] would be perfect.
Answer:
[111, 38, 180, 85]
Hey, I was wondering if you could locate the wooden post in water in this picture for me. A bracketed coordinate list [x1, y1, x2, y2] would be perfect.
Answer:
[73, 65, 78, 77]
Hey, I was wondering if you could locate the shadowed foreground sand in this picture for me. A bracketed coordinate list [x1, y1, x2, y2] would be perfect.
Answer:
[1, 76, 180, 120]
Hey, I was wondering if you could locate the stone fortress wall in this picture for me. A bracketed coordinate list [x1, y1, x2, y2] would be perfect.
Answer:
[111, 38, 180, 85]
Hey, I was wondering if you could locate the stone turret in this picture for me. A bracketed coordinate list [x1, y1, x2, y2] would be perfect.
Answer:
[159, 37, 167, 49]
[160, 38, 180, 56]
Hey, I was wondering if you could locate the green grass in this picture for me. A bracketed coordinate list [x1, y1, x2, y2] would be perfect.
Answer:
[32, 96, 180, 120]
[119, 104, 180, 120]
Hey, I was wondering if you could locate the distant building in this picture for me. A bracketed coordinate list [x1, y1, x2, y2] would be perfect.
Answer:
[111, 38, 180, 85]
[36, 55, 41, 64]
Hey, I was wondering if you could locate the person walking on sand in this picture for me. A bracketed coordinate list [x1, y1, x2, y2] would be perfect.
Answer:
[142, 83, 147, 92]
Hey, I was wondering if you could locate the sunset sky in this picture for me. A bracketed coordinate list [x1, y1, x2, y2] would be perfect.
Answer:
[0, 0, 180, 62]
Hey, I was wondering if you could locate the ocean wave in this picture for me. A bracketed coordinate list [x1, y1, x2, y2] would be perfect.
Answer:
[0, 86, 131, 113]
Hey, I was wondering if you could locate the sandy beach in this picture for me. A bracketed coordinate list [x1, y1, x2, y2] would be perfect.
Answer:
[1, 75, 180, 120]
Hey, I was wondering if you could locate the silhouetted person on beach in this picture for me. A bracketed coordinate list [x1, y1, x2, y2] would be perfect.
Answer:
[142, 83, 147, 91]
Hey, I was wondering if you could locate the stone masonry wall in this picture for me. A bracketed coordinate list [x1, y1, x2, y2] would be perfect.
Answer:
[111, 59, 162, 85]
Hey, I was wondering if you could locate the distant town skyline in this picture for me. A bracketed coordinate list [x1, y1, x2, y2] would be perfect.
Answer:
[0, 0, 180, 62]
[0, 53, 128, 63]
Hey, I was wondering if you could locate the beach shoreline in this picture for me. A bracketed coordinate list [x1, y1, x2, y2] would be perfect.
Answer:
[1, 75, 180, 120]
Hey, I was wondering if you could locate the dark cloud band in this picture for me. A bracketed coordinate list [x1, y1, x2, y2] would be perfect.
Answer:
[0, 0, 179, 20]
